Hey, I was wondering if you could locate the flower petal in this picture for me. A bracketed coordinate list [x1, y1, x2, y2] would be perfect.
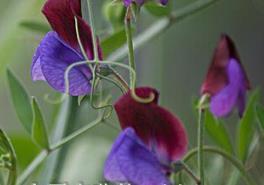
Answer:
[38, 31, 92, 96]
[104, 128, 171, 185]
[42, 0, 98, 59]
[201, 34, 250, 96]
[210, 59, 244, 117]
[114, 87, 188, 162]
[31, 46, 45, 81]
[159, 0, 169, 5]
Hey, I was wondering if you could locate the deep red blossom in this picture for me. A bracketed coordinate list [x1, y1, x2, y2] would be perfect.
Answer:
[114, 87, 188, 163]
[42, 0, 102, 59]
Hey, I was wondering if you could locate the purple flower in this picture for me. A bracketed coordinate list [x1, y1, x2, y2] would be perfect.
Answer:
[123, 0, 169, 7]
[201, 34, 251, 117]
[31, 0, 102, 96]
[104, 128, 172, 185]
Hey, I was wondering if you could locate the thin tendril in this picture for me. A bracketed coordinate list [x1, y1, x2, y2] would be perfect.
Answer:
[74, 16, 93, 71]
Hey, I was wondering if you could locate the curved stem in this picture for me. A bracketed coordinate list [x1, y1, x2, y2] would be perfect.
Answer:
[197, 108, 205, 185]
[183, 146, 257, 185]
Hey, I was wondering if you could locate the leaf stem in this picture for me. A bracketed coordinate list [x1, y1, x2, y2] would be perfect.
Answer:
[183, 146, 257, 185]
[181, 162, 201, 185]
[198, 108, 205, 185]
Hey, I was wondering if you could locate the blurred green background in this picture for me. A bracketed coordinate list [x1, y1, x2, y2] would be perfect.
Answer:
[0, 0, 264, 184]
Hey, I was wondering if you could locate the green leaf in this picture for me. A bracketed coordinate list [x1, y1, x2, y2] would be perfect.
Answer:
[7, 68, 33, 133]
[101, 28, 128, 57]
[31, 97, 49, 149]
[19, 20, 50, 34]
[144, 1, 172, 17]
[256, 104, 264, 133]
[204, 109, 233, 154]
[237, 89, 260, 162]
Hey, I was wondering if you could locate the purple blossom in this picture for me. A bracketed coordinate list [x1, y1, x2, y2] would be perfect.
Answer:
[104, 127, 172, 185]
[201, 34, 251, 117]
[31, 0, 102, 96]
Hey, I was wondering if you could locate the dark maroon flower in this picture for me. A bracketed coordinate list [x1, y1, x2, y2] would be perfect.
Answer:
[31, 0, 102, 96]
[201, 34, 251, 117]
[114, 87, 188, 163]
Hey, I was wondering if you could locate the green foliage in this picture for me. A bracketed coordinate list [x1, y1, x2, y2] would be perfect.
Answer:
[7, 69, 49, 150]
[101, 28, 128, 58]
[256, 104, 264, 134]
[19, 20, 50, 34]
[103, 0, 126, 30]
[204, 109, 233, 154]
[31, 97, 49, 149]
[144, 1, 172, 17]
[237, 89, 260, 162]
[7, 69, 33, 133]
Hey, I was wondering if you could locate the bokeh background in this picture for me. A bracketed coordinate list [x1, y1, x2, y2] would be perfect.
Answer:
[0, 0, 264, 184]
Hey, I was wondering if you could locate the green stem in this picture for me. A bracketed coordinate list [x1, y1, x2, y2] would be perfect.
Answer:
[181, 162, 201, 185]
[183, 146, 257, 185]
[16, 117, 103, 185]
[108, 0, 220, 62]
[87, 0, 99, 61]
[16, 150, 48, 185]
[7, 168, 17, 185]
[198, 108, 205, 185]
[50, 117, 102, 151]
[125, 8, 136, 88]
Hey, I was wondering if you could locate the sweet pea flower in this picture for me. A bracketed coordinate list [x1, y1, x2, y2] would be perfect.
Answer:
[123, 0, 169, 7]
[31, 0, 102, 96]
[114, 87, 188, 163]
[104, 128, 172, 185]
[201, 34, 251, 117]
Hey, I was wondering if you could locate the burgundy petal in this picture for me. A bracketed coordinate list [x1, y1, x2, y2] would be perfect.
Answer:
[36, 31, 92, 96]
[42, 0, 102, 59]
[114, 87, 188, 162]
[104, 128, 171, 185]
[201, 34, 250, 96]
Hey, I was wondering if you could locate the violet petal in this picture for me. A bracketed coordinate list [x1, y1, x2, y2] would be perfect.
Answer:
[104, 128, 171, 185]
[210, 59, 244, 117]
[38, 31, 92, 96]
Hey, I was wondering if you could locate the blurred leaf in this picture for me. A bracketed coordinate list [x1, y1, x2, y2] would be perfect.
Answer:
[144, 1, 172, 17]
[102, 0, 126, 30]
[10, 135, 39, 170]
[256, 104, 264, 133]
[31, 97, 49, 149]
[0, 173, 4, 185]
[101, 28, 127, 57]
[0, 130, 17, 185]
[204, 109, 233, 154]
[7, 69, 33, 133]
[237, 89, 260, 162]
[19, 20, 50, 34]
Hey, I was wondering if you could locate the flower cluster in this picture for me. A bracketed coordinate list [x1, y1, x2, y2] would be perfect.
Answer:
[31, 0, 252, 185]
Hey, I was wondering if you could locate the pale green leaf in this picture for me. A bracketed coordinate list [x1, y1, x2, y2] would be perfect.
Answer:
[31, 97, 49, 149]
[6, 68, 33, 133]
